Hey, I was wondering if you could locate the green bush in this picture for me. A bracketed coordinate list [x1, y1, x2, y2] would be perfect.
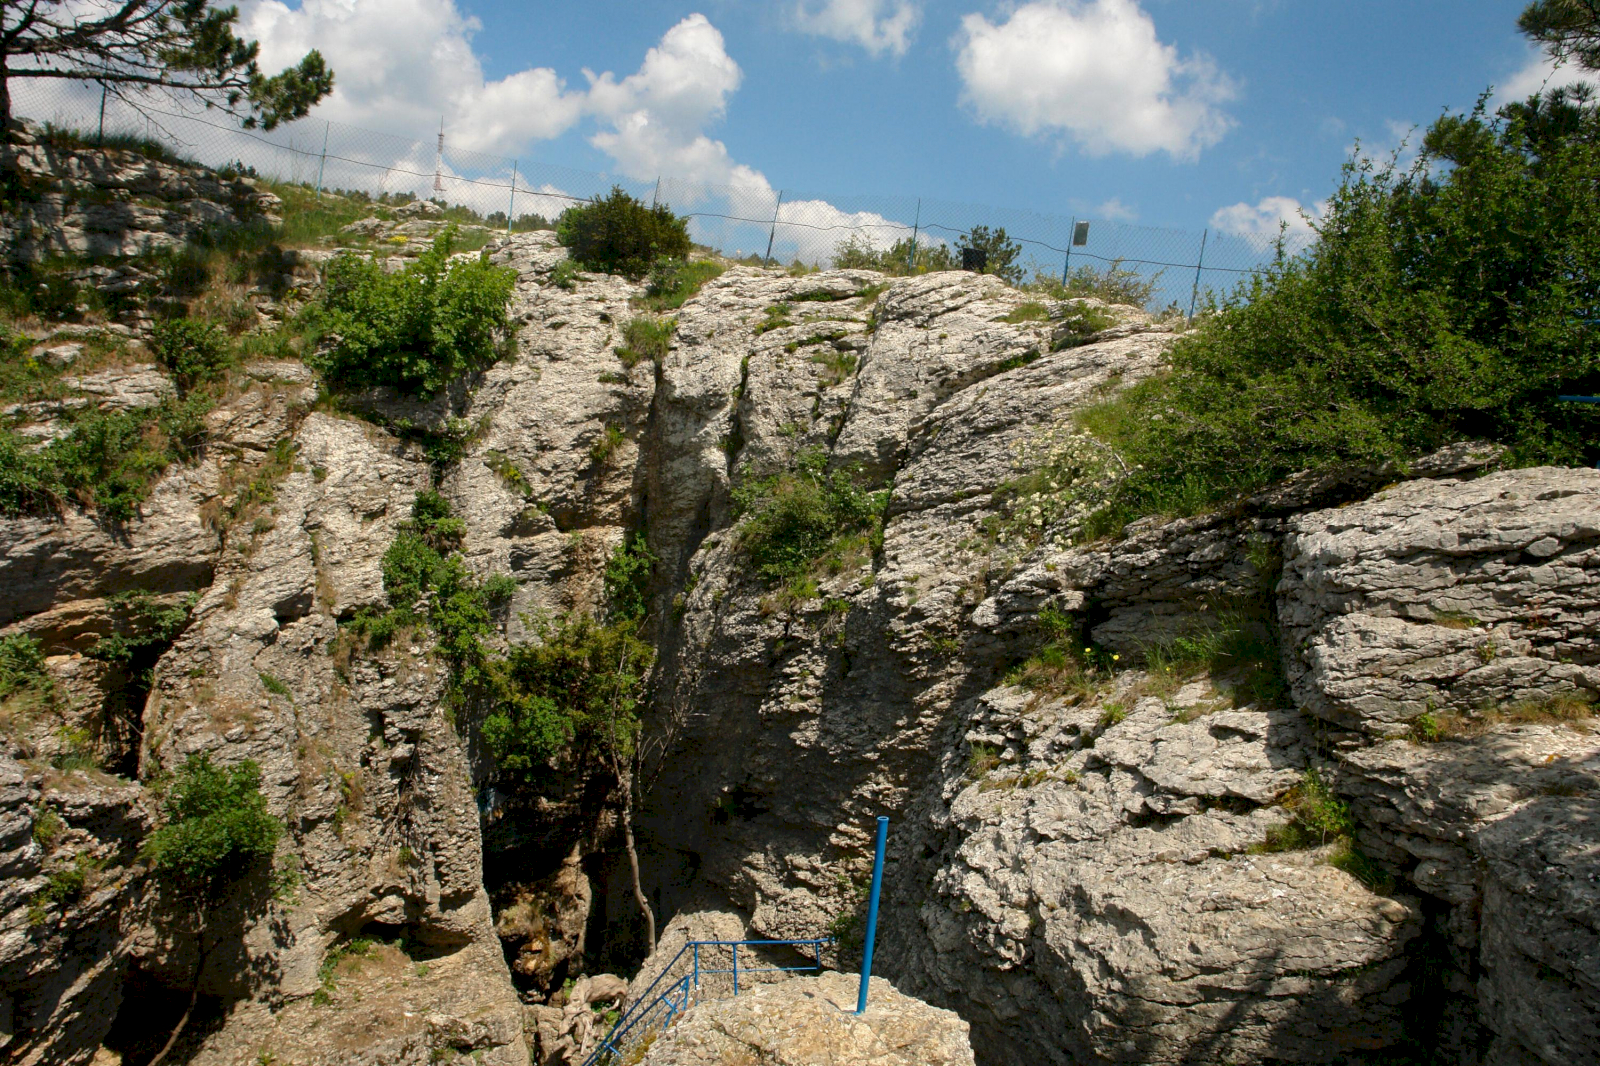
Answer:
[142, 753, 282, 900]
[604, 534, 657, 623]
[0, 633, 50, 700]
[732, 448, 888, 586]
[640, 258, 725, 310]
[87, 591, 196, 666]
[152, 318, 230, 395]
[957, 225, 1024, 285]
[831, 235, 954, 276]
[556, 187, 691, 279]
[480, 613, 653, 779]
[357, 492, 512, 688]
[0, 392, 213, 522]
[310, 226, 516, 398]
[615, 316, 676, 369]
[1028, 260, 1160, 308]
[1078, 90, 1600, 536]
[1256, 769, 1355, 852]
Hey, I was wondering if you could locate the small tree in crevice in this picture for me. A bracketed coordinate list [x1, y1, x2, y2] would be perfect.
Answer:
[140, 753, 282, 1066]
[480, 612, 657, 946]
[480, 532, 660, 949]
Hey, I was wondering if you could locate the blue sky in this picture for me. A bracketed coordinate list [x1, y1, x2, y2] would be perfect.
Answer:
[234, 0, 1587, 238]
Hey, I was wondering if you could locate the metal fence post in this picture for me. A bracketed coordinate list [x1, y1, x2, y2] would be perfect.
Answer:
[855, 816, 889, 1014]
[651, 176, 661, 209]
[764, 190, 784, 267]
[693, 943, 700, 990]
[1062, 216, 1077, 285]
[1188, 228, 1209, 322]
[97, 85, 107, 145]
[908, 198, 921, 272]
[507, 160, 517, 233]
[314, 120, 329, 199]
[732, 943, 739, 996]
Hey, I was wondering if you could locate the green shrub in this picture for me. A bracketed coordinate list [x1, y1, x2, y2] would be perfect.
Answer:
[604, 534, 657, 623]
[0, 633, 51, 700]
[957, 225, 1024, 284]
[997, 301, 1051, 324]
[1028, 260, 1160, 308]
[549, 259, 580, 290]
[555, 187, 691, 279]
[831, 235, 954, 276]
[358, 492, 512, 689]
[732, 448, 888, 586]
[0, 387, 214, 522]
[1140, 614, 1286, 708]
[615, 317, 675, 369]
[589, 424, 627, 465]
[310, 226, 516, 398]
[480, 613, 653, 778]
[152, 318, 230, 394]
[1078, 90, 1600, 536]
[640, 258, 725, 310]
[142, 754, 282, 900]
[1050, 303, 1118, 350]
[1256, 769, 1354, 852]
[87, 591, 196, 666]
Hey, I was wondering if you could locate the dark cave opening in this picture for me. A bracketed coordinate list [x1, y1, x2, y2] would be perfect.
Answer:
[103, 964, 226, 1066]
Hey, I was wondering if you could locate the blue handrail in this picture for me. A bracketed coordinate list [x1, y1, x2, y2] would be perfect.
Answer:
[580, 937, 834, 1066]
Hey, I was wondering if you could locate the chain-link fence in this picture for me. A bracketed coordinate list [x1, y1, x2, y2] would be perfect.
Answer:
[12, 81, 1317, 311]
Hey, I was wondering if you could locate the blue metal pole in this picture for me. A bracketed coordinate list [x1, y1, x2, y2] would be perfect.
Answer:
[693, 943, 700, 990]
[856, 816, 890, 1014]
[732, 943, 739, 996]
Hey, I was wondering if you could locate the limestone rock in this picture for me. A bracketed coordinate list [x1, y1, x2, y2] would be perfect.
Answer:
[637, 971, 974, 1066]
[0, 755, 146, 1066]
[882, 678, 1421, 1066]
[1279, 467, 1600, 738]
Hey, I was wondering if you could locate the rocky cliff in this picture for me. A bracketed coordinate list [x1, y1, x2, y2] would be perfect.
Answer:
[1, 137, 1596, 1066]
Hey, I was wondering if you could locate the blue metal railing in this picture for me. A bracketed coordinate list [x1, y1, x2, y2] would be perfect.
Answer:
[580, 937, 833, 1066]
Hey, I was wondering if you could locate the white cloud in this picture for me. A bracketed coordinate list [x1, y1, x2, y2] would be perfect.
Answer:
[953, 0, 1235, 160]
[585, 14, 771, 191]
[776, 198, 917, 262]
[1210, 196, 1322, 241]
[792, 0, 921, 57]
[1497, 45, 1600, 103]
[1095, 197, 1137, 222]
[239, 0, 584, 153]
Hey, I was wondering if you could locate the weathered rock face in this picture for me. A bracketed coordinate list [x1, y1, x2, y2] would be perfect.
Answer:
[6, 148, 1600, 1066]
[0, 125, 280, 266]
[885, 680, 1425, 1065]
[1271, 470, 1600, 1066]
[1279, 468, 1600, 738]
[0, 756, 145, 1066]
[637, 972, 975, 1066]
[641, 272, 1173, 953]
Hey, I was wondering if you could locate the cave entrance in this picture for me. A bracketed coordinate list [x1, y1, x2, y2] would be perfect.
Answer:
[102, 964, 225, 1066]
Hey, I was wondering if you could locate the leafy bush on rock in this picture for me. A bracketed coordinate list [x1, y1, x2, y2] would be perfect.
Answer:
[310, 227, 515, 398]
[1077, 88, 1600, 537]
[556, 187, 690, 280]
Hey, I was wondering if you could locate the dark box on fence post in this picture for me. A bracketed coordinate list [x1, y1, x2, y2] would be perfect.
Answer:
[961, 247, 988, 273]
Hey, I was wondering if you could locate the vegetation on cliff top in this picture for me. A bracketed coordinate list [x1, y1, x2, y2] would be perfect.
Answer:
[1069, 84, 1600, 538]
[557, 186, 692, 280]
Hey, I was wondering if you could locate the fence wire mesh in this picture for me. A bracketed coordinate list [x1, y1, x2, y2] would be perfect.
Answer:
[13, 81, 1317, 310]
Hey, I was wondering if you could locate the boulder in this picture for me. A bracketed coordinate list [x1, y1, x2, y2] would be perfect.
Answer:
[637, 972, 974, 1066]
